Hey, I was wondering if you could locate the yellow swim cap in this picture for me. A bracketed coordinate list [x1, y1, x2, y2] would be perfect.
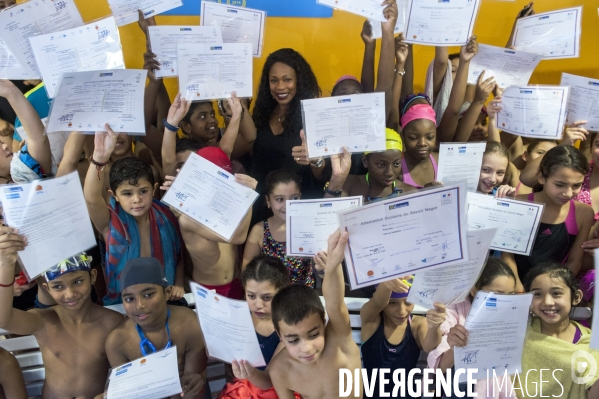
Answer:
[364, 128, 403, 155]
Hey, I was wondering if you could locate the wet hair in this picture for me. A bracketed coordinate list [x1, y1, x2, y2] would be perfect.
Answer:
[109, 157, 155, 192]
[448, 53, 460, 61]
[241, 255, 290, 291]
[175, 138, 204, 154]
[483, 141, 509, 160]
[264, 169, 302, 196]
[524, 262, 580, 304]
[331, 79, 363, 97]
[537, 145, 588, 182]
[180, 101, 214, 127]
[474, 257, 516, 292]
[272, 284, 325, 333]
[526, 139, 557, 155]
[253, 49, 321, 136]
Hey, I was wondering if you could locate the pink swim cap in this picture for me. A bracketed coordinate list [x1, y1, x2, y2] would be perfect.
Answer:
[400, 103, 437, 129]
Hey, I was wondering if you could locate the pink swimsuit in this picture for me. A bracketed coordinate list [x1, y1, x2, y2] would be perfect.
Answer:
[574, 161, 599, 221]
[401, 154, 438, 188]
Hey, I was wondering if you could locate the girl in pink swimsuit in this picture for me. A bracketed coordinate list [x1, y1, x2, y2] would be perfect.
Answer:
[399, 94, 439, 188]
[574, 132, 599, 222]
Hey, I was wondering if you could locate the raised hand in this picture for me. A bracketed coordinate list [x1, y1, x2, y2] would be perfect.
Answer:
[179, 373, 204, 397]
[232, 359, 257, 380]
[382, 277, 412, 294]
[291, 130, 310, 166]
[330, 146, 351, 178]
[227, 91, 243, 120]
[460, 36, 478, 63]
[143, 39, 161, 82]
[447, 324, 469, 348]
[361, 20, 374, 46]
[426, 303, 447, 328]
[394, 33, 409, 65]
[474, 70, 496, 103]
[93, 124, 118, 163]
[137, 9, 157, 38]
[166, 94, 191, 128]
[0, 227, 27, 267]
[234, 174, 258, 190]
[562, 120, 589, 146]
[381, 0, 398, 32]
[487, 96, 503, 121]
[326, 229, 349, 270]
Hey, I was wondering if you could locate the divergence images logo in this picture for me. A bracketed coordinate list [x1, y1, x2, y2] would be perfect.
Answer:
[571, 350, 597, 384]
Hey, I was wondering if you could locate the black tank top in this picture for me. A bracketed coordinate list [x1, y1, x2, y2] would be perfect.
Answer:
[361, 315, 421, 398]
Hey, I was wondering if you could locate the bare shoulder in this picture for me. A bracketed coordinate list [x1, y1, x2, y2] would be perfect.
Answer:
[575, 201, 594, 220]
[397, 181, 416, 193]
[410, 314, 427, 332]
[248, 222, 265, 241]
[95, 305, 126, 329]
[269, 348, 291, 379]
[105, 318, 131, 345]
[170, 306, 199, 329]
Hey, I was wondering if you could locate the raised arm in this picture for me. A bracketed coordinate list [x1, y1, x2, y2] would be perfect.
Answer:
[231, 100, 257, 160]
[387, 34, 408, 131]
[432, 47, 449, 103]
[360, 21, 376, 94]
[437, 36, 478, 143]
[500, 251, 524, 292]
[141, 43, 168, 163]
[453, 70, 496, 142]
[322, 230, 353, 348]
[0, 227, 44, 336]
[241, 223, 264, 270]
[218, 93, 243, 159]
[324, 147, 352, 198]
[416, 303, 447, 353]
[565, 204, 594, 276]
[0, 80, 51, 173]
[162, 94, 191, 177]
[486, 95, 502, 143]
[181, 311, 208, 399]
[377, 0, 398, 120]
[360, 279, 409, 326]
[83, 127, 118, 238]
[56, 132, 87, 177]
[506, 2, 534, 47]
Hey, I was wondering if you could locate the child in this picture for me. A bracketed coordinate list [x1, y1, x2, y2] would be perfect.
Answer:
[218, 255, 289, 398]
[0, 348, 26, 399]
[514, 139, 558, 195]
[105, 258, 208, 399]
[516, 262, 599, 397]
[0, 246, 124, 398]
[84, 126, 185, 305]
[243, 170, 315, 287]
[575, 132, 599, 221]
[269, 229, 363, 398]
[360, 279, 446, 398]
[502, 146, 594, 291]
[399, 95, 439, 188]
[428, 257, 517, 398]
[478, 141, 514, 197]
[323, 129, 415, 202]
[161, 95, 256, 299]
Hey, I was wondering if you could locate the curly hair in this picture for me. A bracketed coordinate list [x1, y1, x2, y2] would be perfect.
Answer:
[109, 157, 154, 192]
[253, 48, 321, 136]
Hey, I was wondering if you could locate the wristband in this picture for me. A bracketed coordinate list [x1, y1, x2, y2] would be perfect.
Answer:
[0, 277, 15, 288]
[324, 182, 342, 197]
[89, 156, 110, 181]
[395, 69, 406, 76]
[163, 118, 179, 132]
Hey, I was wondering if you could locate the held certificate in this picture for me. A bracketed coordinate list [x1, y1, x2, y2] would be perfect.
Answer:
[178, 43, 253, 101]
[29, 16, 125, 99]
[302, 93, 387, 158]
[369, 0, 408, 39]
[455, 293, 532, 382]
[107, 0, 183, 27]
[191, 282, 266, 367]
[317, 0, 387, 22]
[436, 142, 486, 193]
[161, 153, 259, 241]
[496, 86, 569, 139]
[148, 25, 223, 78]
[0, 0, 83, 77]
[467, 44, 542, 89]
[467, 192, 544, 256]
[0, 171, 96, 280]
[338, 183, 469, 290]
[561, 73, 599, 131]
[106, 347, 182, 399]
[404, 0, 480, 46]
[200, 1, 265, 58]
[407, 228, 496, 309]
[0, 39, 31, 80]
[286, 197, 362, 257]
[46, 69, 147, 134]
[513, 7, 582, 59]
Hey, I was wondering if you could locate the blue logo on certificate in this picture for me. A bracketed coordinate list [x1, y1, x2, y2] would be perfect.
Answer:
[5, 194, 19, 199]
[338, 99, 351, 103]
[497, 202, 509, 207]
[227, 9, 238, 13]
[217, 171, 229, 179]
[486, 298, 497, 308]
[589, 82, 599, 87]
[211, 46, 223, 50]
[99, 73, 113, 77]
[196, 289, 206, 298]
[389, 201, 409, 210]
[458, 146, 466, 153]
[180, 28, 192, 31]
[320, 203, 333, 207]
[4, 187, 22, 193]
[520, 90, 533, 94]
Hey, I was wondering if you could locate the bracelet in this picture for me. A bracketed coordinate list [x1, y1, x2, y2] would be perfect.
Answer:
[0, 278, 15, 288]
[163, 118, 179, 132]
[395, 69, 406, 76]
[324, 182, 342, 197]
[89, 156, 110, 181]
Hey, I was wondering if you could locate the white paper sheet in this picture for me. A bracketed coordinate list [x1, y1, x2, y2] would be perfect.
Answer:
[29, 16, 125, 99]
[0, 38, 32, 80]
[436, 142, 486, 193]
[404, 0, 480, 46]
[407, 228, 497, 309]
[561, 73, 599, 131]
[338, 183, 469, 290]
[286, 197, 362, 257]
[107, 0, 183, 27]
[46, 69, 147, 135]
[178, 43, 253, 101]
[496, 86, 570, 139]
[191, 282, 266, 367]
[317, 0, 387, 22]
[200, 1, 265, 58]
[302, 93, 387, 158]
[149, 25, 223, 78]
[467, 192, 544, 256]
[161, 153, 258, 241]
[513, 7, 582, 59]
[467, 44, 542, 89]
[0, 0, 83, 78]
[369, 0, 408, 39]
[454, 292, 532, 382]
[0, 171, 96, 279]
[106, 347, 182, 399]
